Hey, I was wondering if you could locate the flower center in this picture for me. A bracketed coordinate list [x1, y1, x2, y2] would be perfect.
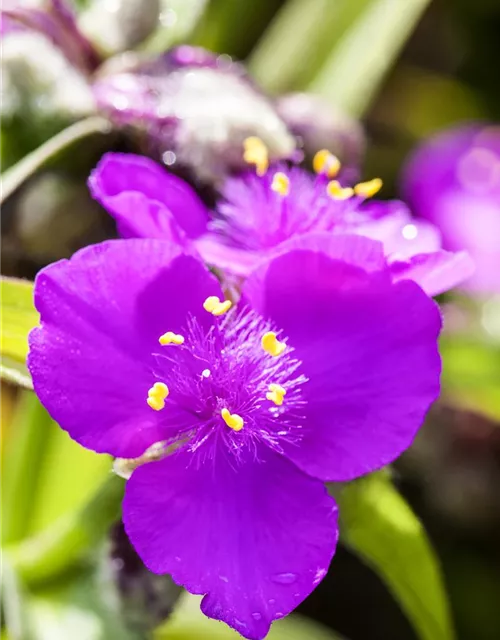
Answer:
[213, 142, 384, 254]
[147, 297, 308, 460]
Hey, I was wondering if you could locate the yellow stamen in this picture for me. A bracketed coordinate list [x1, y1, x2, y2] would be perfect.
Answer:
[147, 396, 165, 411]
[243, 136, 269, 176]
[159, 331, 185, 345]
[354, 178, 383, 198]
[326, 180, 354, 201]
[221, 408, 244, 432]
[151, 382, 169, 398]
[261, 331, 286, 357]
[266, 383, 286, 406]
[271, 171, 290, 196]
[203, 295, 232, 316]
[313, 149, 341, 178]
[146, 381, 169, 411]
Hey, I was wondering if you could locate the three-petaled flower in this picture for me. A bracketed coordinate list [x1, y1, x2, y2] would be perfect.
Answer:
[89, 145, 473, 296]
[29, 232, 442, 639]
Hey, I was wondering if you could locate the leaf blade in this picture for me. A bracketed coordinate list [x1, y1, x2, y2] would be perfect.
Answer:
[308, 0, 432, 116]
[336, 473, 454, 640]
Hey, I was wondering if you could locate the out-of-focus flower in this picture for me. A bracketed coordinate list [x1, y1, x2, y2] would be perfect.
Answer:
[93, 46, 296, 183]
[28, 235, 441, 639]
[2, 2, 296, 185]
[276, 92, 365, 183]
[2, 0, 100, 72]
[78, 0, 161, 57]
[401, 123, 500, 294]
[1, 1, 97, 121]
[90, 149, 474, 296]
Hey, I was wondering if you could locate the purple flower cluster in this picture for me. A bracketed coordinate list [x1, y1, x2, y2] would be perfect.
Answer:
[29, 138, 472, 637]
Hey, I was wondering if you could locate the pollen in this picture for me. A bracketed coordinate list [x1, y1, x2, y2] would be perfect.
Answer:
[313, 149, 341, 178]
[221, 408, 244, 432]
[243, 136, 269, 176]
[271, 172, 290, 196]
[147, 381, 169, 411]
[327, 180, 354, 201]
[261, 331, 286, 357]
[266, 383, 286, 406]
[354, 177, 383, 198]
[203, 295, 233, 316]
[159, 331, 185, 345]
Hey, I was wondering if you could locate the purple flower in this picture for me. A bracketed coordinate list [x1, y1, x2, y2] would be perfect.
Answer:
[28, 234, 441, 639]
[89, 150, 474, 296]
[401, 123, 500, 294]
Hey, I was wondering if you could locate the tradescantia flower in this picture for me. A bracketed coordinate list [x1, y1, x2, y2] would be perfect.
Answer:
[29, 234, 442, 639]
[401, 123, 500, 294]
[89, 145, 474, 296]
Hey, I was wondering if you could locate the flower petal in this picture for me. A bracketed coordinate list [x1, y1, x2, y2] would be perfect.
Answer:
[389, 250, 475, 296]
[89, 152, 209, 239]
[28, 239, 222, 458]
[195, 233, 262, 277]
[123, 446, 338, 640]
[354, 203, 442, 259]
[243, 235, 442, 482]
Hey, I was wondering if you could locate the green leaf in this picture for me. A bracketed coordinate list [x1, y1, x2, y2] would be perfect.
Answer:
[157, 593, 345, 640]
[440, 333, 500, 423]
[248, 0, 353, 94]
[1, 277, 38, 363]
[2, 392, 52, 545]
[1, 556, 35, 640]
[1, 276, 38, 388]
[1, 116, 112, 204]
[336, 473, 454, 640]
[6, 474, 123, 585]
[308, 0, 432, 116]
[27, 423, 111, 537]
[191, 0, 282, 59]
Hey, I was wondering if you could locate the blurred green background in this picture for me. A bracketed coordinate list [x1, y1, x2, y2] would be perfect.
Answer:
[1, 1, 500, 639]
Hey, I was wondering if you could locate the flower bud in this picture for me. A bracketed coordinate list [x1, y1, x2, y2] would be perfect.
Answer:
[93, 46, 296, 183]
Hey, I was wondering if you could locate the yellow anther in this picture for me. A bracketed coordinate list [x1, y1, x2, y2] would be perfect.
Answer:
[271, 172, 290, 196]
[159, 331, 185, 346]
[354, 178, 383, 198]
[266, 383, 287, 406]
[221, 408, 244, 432]
[326, 180, 354, 201]
[313, 149, 341, 178]
[261, 331, 286, 357]
[150, 382, 169, 399]
[203, 295, 232, 316]
[147, 381, 169, 410]
[147, 396, 165, 411]
[243, 136, 269, 176]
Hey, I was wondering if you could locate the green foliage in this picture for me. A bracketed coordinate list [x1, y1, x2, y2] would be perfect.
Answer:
[308, 0, 432, 116]
[1, 117, 112, 205]
[336, 473, 454, 640]
[0, 277, 38, 389]
[440, 333, 500, 423]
